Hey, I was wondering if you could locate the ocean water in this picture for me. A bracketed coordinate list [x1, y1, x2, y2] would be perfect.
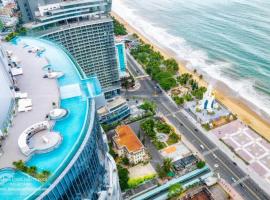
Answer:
[113, 0, 270, 120]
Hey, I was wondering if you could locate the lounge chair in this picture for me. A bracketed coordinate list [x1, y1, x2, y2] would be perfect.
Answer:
[18, 106, 32, 112]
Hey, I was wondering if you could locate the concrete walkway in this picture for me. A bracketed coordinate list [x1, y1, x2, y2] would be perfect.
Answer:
[0, 42, 59, 168]
[181, 109, 270, 194]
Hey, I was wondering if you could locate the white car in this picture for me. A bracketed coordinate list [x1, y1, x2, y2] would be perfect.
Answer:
[231, 177, 237, 183]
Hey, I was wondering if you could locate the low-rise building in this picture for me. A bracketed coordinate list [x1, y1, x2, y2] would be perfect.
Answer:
[98, 96, 130, 124]
[113, 125, 146, 164]
[0, 2, 17, 33]
[173, 154, 198, 171]
[181, 186, 214, 200]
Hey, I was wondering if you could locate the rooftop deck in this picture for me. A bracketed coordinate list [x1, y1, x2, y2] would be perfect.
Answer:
[0, 37, 94, 199]
[98, 96, 126, 115]
[0, 42, 59, 168]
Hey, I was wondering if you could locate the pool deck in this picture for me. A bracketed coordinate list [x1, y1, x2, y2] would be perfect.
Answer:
[0, 42, 59, 168]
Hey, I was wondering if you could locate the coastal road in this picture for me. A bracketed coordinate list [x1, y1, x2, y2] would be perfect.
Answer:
[126, 54, 270, 200]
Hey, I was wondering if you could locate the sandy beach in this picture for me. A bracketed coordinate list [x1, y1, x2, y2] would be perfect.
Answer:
[112, 12, 270, 141]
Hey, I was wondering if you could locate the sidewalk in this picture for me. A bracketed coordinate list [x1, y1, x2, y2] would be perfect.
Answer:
[161, 114, 205, 161]
[219, 178, 244, 200]
[126, 50, 270, 197]
[181, 109, 270, 194]
[126, 51, 147, 76]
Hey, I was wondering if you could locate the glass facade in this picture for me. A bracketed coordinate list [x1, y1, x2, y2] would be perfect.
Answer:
[41, 113, 107, 200]
[37, 103, 121, 200]
[41, 18, 120, 92]
[99, 104, 130, 124]
[18, 0, 120, 95]
[0, 37, 122, 200]
[0, 46, 15, 132]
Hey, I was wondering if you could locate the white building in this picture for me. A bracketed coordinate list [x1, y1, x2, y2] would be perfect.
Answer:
[113, 125, 147, 164]
[0, 45, 15, 133]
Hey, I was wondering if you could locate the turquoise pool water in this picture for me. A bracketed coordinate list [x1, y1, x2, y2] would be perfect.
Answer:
[0, 37, 95, 199]
[0, 168, 41, 199]
[116, 43, 126, 77]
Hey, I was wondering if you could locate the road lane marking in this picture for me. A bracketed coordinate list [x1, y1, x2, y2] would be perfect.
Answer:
[232, 176, 250, 187]
[202, 147, 219, 156]
[159, 101, 262, 200]
[129, 54, 265, 200]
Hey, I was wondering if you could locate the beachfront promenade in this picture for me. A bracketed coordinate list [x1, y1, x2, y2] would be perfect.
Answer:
[126, 52, 270, 200]
[0, 42, 59, 168]
[111, 12, 270, 142]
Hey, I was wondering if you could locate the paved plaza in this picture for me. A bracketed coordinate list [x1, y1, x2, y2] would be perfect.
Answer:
[212, 120, 270, 183]
[0, 42, 59, 168]
[160, 143, 191, 162]
[185, 101, 230, 124]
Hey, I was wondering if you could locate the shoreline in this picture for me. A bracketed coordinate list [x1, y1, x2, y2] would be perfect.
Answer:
[111, 11, 270, 141]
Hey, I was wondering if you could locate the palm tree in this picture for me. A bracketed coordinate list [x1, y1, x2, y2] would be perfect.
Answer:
[28, 166, 37, 176]
[13, 160, 25, 171]
[156, 164, 166, 178]
[42, 170, 51, 177]
[163, 158, 173, 173]
[38, 170, 51, 182]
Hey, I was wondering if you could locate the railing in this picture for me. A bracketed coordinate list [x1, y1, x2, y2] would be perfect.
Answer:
[27, 15, 111, 37]
[29, 99, 94, 199]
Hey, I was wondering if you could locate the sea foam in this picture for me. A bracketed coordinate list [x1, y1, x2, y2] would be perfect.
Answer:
[113, 0, 270, 121]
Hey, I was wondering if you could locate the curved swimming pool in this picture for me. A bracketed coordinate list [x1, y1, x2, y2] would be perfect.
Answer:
[0, 37, 94, 199]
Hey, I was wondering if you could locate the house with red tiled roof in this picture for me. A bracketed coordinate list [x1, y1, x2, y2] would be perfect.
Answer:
[113, 125, 147, 164]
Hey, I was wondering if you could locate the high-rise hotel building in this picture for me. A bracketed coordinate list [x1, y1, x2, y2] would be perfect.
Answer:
[0, 36, 122, 199]
[17, 0, 120, 98]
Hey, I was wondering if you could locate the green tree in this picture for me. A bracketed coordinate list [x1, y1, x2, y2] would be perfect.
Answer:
[173, 96, 185, 105]
[38, 170, 51, 182]
[139, 101, 157, 113]
[136, 52, 148, 64]
[191, 86, 207, 100]
[167, 132, 180, 145]
[13, 160, 26, 171]
[132, 33, 139, 38]
[146, 65, 161, 78]
[140, 118, 156, 139]
[159, 77, 177, 91]
[122, 156, 130, 165]
[164, 58, 179, 73]
[117, 165, 129, 190]
[156, 164, 166, 178]
[168, 183, 184, 198]
[109, 143, 118, 159]
[41, 170, 50, 177]
[27, 166, 37, 176]
[152, 139, 166, 150]
[163, 158, 173, 173]
[0, 20, 4, 31]
[196, 161, 206, 169]
[155, 71, 173, 81]
[183, 93, 193, 102]
[112, 17, 127, 36]
[156, 121, 171, 134]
